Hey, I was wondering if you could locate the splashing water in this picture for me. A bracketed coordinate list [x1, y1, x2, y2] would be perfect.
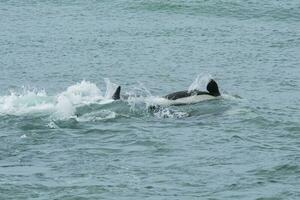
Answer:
[188, 73, 213, 92]
[0, 80, 118, 119]
[0, 75, 237, 121]
[153, 107, 189, 119]
[0, 89, 55, 116]
[54, 81, 104, 119]
[104, 78, 119, 99]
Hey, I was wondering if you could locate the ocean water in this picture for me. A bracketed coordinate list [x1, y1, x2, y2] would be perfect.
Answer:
[1, 0, 300, 199]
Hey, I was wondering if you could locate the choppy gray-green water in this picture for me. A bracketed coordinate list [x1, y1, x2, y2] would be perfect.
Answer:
[1, 1, 300, 199]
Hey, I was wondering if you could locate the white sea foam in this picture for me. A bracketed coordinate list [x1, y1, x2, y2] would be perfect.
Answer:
[0, 80, 119, 119]
[153, 107, 189, 118]
[58, 80, 103, 105]
[0, 90, 55, 115]
[47, 121, 59, 129]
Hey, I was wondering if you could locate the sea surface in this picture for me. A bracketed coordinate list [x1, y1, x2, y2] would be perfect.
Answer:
[0, 0, 300, 199]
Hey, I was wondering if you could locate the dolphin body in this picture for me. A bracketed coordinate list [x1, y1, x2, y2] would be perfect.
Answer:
[143, 79, 221, 108]
[164, 79, 220, 100]
[112, 79, 220, 106]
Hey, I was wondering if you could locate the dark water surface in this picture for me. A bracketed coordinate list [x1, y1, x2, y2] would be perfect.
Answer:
[1, 1, 300, 199]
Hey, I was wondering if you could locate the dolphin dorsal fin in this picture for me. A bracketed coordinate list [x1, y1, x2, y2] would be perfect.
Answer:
[207, 79, 220, 96]
[112, 86, 121, 100]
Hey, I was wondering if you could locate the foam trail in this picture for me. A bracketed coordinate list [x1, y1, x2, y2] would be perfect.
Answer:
[0, 80, 118, 119]
[0, 90, 55, 116]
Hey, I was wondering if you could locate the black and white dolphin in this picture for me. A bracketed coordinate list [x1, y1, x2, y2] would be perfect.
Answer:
[142, 79, 220, 107]
[112, 79, 220, 106]
[164, 79, 220, 99]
